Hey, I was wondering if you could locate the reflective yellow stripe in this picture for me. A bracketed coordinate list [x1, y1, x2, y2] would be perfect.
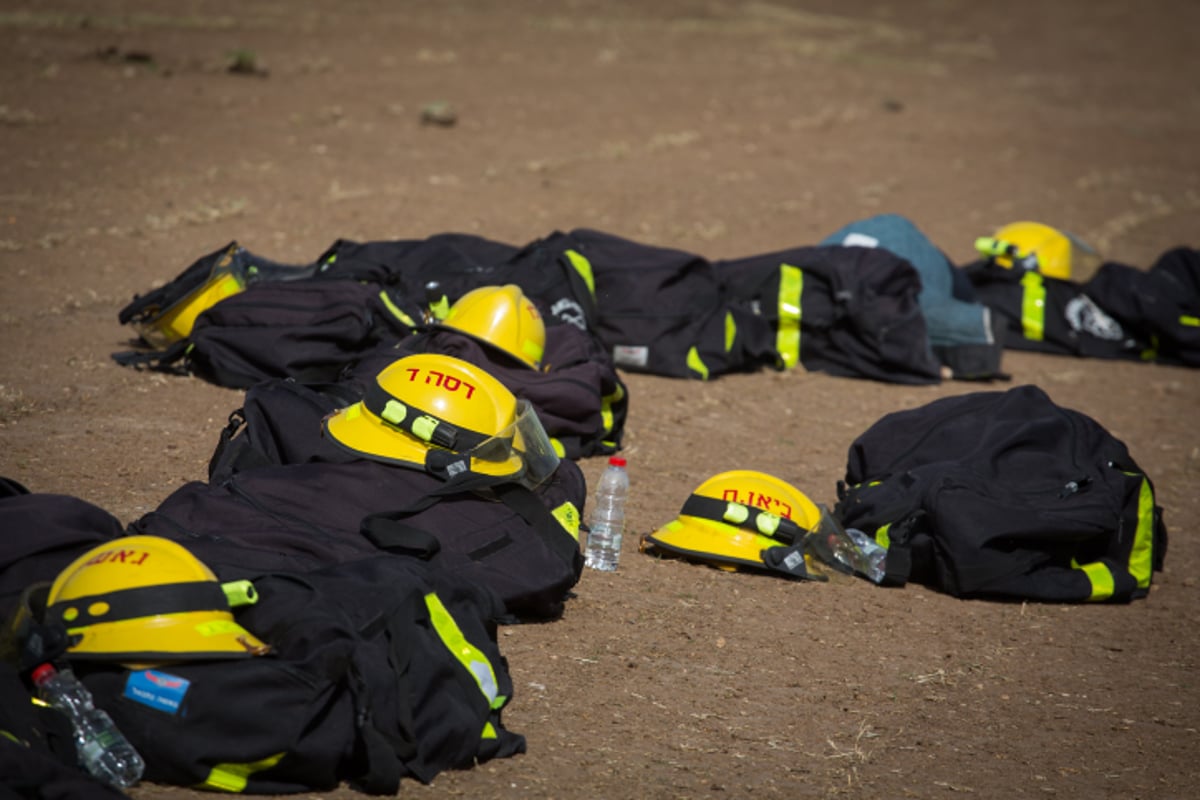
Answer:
[874, 523, 891, 550]
[724, 311, 736, 353]
[424, 593, 505, 710]
[1129, 478, 1156, 589]
[429, 294, 450, 321]
[1073, 560, 1115, 602]
[551, 501, 582, 542]
[686, 346, 709, 380]
[776, 264, 802, 368]
[377, 290, 417, 327]
[199, 753, 287, 792]
[600, 383, 623, 436]
[1181, 315, 1199, 327]
[1020, 271, 1046, 341]
[565, 249, 596, 297]
[482, 721, 498, 740]
[1140, 334, 1159, 362]
[600, 396, 614, 435]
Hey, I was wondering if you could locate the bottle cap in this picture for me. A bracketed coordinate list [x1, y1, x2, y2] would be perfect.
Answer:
[31, 663, 57, 684]
[608, 456, 627, 468]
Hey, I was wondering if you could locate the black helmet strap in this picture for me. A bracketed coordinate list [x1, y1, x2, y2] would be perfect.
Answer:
[47, 581, 231, 628]
[363, 381, 490, 452]
[679, 494, 807, 545]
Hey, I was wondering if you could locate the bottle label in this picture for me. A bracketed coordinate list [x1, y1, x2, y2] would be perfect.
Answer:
[124, 669, 191, 714]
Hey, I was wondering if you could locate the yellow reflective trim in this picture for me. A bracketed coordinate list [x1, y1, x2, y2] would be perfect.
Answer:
[194, 619, 243, 637]
[522, 337, 545, 366]
[875, 523, 891, 550]
[686, 346, 709, 380]
[777, 264, 802, 368]
[482, 721, 498, 740]
[600, 382, 623, 435]
[1073, 560, 1115, 602]
[549, 437, 566, 458]
[429, 295, 450, 321]
[199, 752, 287, 792]
[1129, 478, 1156, 589]
[1140, 334, 1159, 362]
[1020, 271, 1046, 341]
[724, 311, 736, 353]
[1, 730, 21, 744]
[600, 395, 614, 434]
[551, 501, 581, 542]
[1181, 315, 1199, 327]
[565, 249, 596, 297]
[425, 593, 505, 710]
[377, 290, 417, 327]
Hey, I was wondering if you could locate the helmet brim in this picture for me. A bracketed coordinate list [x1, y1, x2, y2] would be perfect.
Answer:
[645, 516, 784, 571]
[68, 611, 269, 662]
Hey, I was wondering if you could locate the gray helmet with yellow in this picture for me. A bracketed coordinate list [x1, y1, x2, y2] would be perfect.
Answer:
[323, 352, 560, 488]
[642, 470, 826, 580]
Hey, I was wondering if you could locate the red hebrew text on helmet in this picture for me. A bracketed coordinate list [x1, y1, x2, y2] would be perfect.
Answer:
[403, 366, 477, 399]
[720, 489, 794, 519]
[83, 548, 152, 567]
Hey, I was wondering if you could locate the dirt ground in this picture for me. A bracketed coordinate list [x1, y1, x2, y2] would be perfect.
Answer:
[2, 1, 1199, 798]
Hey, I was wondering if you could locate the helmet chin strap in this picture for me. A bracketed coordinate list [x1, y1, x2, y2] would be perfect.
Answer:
[420, 448, 525, 496]
[760, 544, 828, 581]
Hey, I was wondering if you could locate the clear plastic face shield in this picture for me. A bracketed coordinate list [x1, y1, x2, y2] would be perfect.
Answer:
[467, 399, 560, 488]
[802, 505, 887, 584]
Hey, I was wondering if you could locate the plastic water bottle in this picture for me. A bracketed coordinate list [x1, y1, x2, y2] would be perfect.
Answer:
[843, 528, 887, 584]
[32, 663, 145, 788]
[585, 456, 629, 571]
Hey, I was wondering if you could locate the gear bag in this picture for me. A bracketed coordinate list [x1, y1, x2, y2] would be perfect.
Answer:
[965, 260, 1145, 360]
[316, 230, 600, 333]
[146, 381, 586, 621]
[1, 488, 525, 794]
[1078, 247, 1200, 367]
[834, 385, 1167, 602]
[715, 244, 944, 384]
[114, 278, 418, 388]
[64, 555, 524, 794]
[560, 228, 778, 379]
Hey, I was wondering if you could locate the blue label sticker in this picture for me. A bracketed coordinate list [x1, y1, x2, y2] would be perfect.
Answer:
[124, 669, 190, 714]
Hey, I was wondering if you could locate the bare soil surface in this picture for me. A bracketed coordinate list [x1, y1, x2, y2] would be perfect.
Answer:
[2, 1, 1198, 798]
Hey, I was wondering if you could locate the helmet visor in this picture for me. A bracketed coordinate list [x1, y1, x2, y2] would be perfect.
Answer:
[134, 259, 246, 349]
[468, 400, 560, 488]
[803, 505, 880, 579]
